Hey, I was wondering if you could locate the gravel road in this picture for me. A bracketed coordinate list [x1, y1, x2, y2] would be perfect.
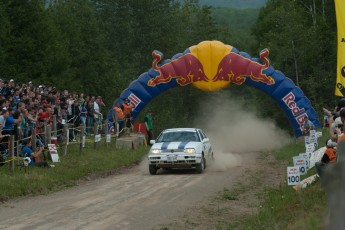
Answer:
[0, 152, 259, 230]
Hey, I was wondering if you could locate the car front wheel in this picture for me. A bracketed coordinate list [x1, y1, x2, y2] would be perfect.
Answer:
[149, 165, 158, 175]
[196, 157, 205, 174]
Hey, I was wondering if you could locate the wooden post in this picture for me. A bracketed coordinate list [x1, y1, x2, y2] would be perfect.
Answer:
[31, 128, 37, 151]
[43, 121, 47, 146]
[63, 124, 68, 156]
[94, 121, 98, 150]
[52, 115, 57, 136]
[105, 120, 109, 148]
[79, 125, 84, 153]
[9, 135, 14, 173]
[47, 125, 52, 145]
[17, 127, 23, 157]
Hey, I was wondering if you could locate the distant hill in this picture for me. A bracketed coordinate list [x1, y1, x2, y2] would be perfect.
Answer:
[199, 0, 267, 8]
[211, 7, 260, 31]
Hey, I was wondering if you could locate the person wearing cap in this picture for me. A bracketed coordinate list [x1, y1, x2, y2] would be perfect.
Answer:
[315, 139, 337, 177]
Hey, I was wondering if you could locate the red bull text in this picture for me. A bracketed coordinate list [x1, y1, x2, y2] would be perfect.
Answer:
[283, 92, 307, 129]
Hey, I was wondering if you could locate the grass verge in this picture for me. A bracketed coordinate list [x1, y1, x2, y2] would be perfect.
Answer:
[0, 140, 149, 201]
[240, 132, 329, 229]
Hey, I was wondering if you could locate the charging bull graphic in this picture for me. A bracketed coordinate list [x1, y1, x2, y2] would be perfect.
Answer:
[147, 51, 209, 87]
[148, 47, 274, 88]
[109, 40, 320, 138]
[212, 48, 274, 85]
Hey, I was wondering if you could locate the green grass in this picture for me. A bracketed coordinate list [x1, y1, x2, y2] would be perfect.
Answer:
[0, 130, 330, 229]
[0, 140, 149, 201]
[240, 130, 329, 229]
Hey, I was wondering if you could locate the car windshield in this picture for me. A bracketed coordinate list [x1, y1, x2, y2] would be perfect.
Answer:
[156, 131, 199, 142]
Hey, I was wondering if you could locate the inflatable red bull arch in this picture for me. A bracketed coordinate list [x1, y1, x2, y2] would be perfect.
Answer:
[108, 40, 320, 137]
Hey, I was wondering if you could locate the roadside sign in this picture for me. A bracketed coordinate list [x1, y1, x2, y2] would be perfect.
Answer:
[293, 156, 308, 175]
[48, 144, 60, 163]
[287, 167, 300, 185]
[299, 153, 310, 169]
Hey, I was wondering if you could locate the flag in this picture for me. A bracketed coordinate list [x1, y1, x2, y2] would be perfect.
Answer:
[335, 0, 345, 96]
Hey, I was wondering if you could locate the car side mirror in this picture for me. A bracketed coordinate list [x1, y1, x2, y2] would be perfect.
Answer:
[150, 140, 156, 145]
[203, 138, 209, 142]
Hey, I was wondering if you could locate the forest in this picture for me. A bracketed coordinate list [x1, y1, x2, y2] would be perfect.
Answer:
[0, 0, 338, 135]
[199, 0, 267, 9]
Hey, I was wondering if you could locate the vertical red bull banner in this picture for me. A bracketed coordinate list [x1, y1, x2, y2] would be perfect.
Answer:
[335, 0, 345, 97]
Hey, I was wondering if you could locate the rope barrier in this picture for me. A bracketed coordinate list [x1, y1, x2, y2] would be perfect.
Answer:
[0, 120, 148, 171]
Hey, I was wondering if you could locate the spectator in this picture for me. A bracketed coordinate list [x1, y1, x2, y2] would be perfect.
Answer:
[79, 99, 87, 134]
[86, 99, 94, 135]
[112, 102, 124, 137]
[20, 108, 30, 139]
[301, 117, 314, 136]
[324, 107, 344, 142]
[93, 96, 103, 134]
[315, 139, 337, 177]
[26, 108, 36, 137]
[3, 107, 22, 137]
[0, 107, 4, 133]
[121, 98, 134, 137]
[144, 110, 154, 144]
[0, 79, 5, 96]
[66, 95, 74, 122]
[79, 93, 85, 107]
[22, 140, 50, 168]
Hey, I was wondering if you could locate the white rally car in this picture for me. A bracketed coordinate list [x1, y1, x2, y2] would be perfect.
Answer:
[147, 128, 213, 175]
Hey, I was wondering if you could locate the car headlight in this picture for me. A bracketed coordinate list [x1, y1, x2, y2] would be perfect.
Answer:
[151, 149, 161, 154]
[184, 148, 195, 154]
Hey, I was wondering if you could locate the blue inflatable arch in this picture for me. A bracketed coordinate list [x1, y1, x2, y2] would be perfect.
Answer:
[108, 41, 320, 137]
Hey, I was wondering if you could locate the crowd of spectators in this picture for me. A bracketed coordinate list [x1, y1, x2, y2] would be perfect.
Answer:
[313, 99, 345, 177]
[0, 78, 106, 161]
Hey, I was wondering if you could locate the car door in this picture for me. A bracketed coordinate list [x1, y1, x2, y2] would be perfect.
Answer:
[198, 130, 212, 157]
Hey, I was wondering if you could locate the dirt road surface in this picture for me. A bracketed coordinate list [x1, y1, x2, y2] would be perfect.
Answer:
[0, 152, 271, 230]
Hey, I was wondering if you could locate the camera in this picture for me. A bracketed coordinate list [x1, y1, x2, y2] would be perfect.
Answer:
[332, 112, 340, 120]
[23, 157, 31, 167]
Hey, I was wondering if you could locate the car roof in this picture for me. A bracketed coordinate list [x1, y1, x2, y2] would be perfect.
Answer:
[163, 128, 199, 133]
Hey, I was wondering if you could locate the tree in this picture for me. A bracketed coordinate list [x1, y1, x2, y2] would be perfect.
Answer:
[2, 0, 61, 82]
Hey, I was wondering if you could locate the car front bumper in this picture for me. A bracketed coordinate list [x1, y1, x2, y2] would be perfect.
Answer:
[148, 153, 203, 168]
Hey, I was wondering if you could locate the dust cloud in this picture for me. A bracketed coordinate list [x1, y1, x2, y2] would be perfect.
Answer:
[193, 93, 292, 171]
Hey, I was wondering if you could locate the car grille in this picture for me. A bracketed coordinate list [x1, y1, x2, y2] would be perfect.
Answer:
[161, 149, 183, 153]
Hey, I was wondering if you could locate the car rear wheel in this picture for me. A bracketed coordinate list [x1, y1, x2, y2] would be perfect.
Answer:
[196, 157, 205, 173]
[149, 165, 158, 175]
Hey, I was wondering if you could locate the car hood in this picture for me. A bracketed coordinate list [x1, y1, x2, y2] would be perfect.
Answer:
[151, 141, 200, 150]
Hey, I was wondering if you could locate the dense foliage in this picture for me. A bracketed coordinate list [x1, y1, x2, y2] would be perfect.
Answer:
[249, 0, 338, 129]
[199, 0, 267, 9]
[0, 0, 339, 135]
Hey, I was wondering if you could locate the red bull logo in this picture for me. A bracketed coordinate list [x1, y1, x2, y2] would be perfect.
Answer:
[147, 41, 275, 92]
[147, 51, 209, 87]
[212, 48, 274, 85]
